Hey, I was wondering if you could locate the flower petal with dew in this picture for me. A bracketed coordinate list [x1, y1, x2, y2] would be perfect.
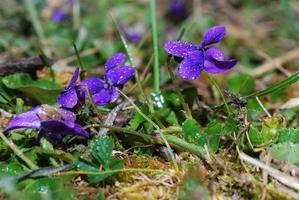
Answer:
[201, 25, 226, 47]
[4, 105, 89, 143]
[106, 66, 135, 86]
[104, 53, 127, 72]
[178, 51, 204, 80]
[57, 68, 80, 109]
[204, 47, 238, 74]
[164, 41, 197, 58]
[164, 25, 237, 80]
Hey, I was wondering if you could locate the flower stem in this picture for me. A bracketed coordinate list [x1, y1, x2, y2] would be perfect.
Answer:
[118, 89, 179, 171]
[205, 73, 231, 115]
[0, 131, 38, 170]
[166, 59, 192, 119]
[150, 0, 160, 92]
[73, 42, 85, 80]
[110, 14, 149, 105]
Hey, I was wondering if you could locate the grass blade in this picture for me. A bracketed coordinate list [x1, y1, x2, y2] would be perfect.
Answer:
[24, 0, 45, 43]
[110, 13, 148, 104]
[245, 71, 299, 99]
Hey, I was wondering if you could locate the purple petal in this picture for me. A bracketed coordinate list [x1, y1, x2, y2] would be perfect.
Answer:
[164, 41, 197, 58]
[67, 68, 80, 89]
[93, 87, 119, 106]
[52, 8, 67, 23]
[105, 53, 126, 72]
[178, 51, 204, 80]
[201, 25, 226, 47]
[57, 108, 76, 122]
[127, 33, 142, 44]
[204, 48, 237, 74]
[41, 120, 89, 138]
[78, 77, 105, 99]
[106, 66, 135, 86]
[4, 106, 41, 133]
[57, 88, 78, 109]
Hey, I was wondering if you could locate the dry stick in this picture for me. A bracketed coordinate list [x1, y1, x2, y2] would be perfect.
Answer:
[256, 50, 291, 77]
[0, 131, 38, 170]
[239, 152, 299, 191]
[0, 57, 46, 77]
[97, 101, 129, 136]
[251, 47, 299, 77]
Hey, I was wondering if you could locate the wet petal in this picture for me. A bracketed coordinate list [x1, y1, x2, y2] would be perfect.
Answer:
[106, 66, 135, 86]
[57, 108, 76, 122]
[41, 120, 89, 138]
[178, 51, 204, 80]
[201, 25, 226, 47]
[67, 68, 80, 89]
[4, 106, 41, 133]
[105, 53, 126, 72]
[78, 77, 105, 98]
[93, 87, 119, 106]
[204, 47, 237, 74]
[57, 88, 78, 108]
[164, 41, 197, 58]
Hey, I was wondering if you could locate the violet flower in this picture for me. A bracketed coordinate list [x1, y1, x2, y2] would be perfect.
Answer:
[3, 105, 89, 143]
[52, 8, 67, 23]
[164, 25, 237, 80]
[57, 68, 103, 109]
[57, 53, 134, 107]
[84, 52, 135, 106]
[166, 0, 191, 23]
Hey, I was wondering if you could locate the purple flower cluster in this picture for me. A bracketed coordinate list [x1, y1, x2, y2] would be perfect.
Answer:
[164, 25, 237, 80]
[57, 52, 134, 108]
[4, 53, 134, 143]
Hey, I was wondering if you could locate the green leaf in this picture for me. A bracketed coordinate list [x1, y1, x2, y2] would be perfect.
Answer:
[248, 126, 263, 146]
[181, 118, 201, 142]
[23, 177, 74, 200]
[205, 120, 222, 152]
[277, 128, 299, 143]
[89, 136, 114, 170]
[2, 73, 61, 104]
[271, 142, 299, 165]
[130, 104, 149, 130]
[76, 158, 123, 183]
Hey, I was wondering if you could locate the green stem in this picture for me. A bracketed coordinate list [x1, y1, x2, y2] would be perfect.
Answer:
[24, 0, 45, 43]
[150, 0, 160, 92]
[73, 42, 85, 80]
[85, 124, 206, 160]
[205, 73, 231, 115]
[281, 0, 299, 43]
[38, 51, 55, 82]
[0, 131, 38, 170]
[80, 85, 100, 114]
[166, 59, 192, 118]
[118, 89, 179, 171]
[110, 14, 149, 104]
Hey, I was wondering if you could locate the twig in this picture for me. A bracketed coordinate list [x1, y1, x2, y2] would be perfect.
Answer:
[97, 101, 129, 136]
[0, 57, 47, 77]
[251, 47, 299, 77]
[239, 152, 299, 191]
